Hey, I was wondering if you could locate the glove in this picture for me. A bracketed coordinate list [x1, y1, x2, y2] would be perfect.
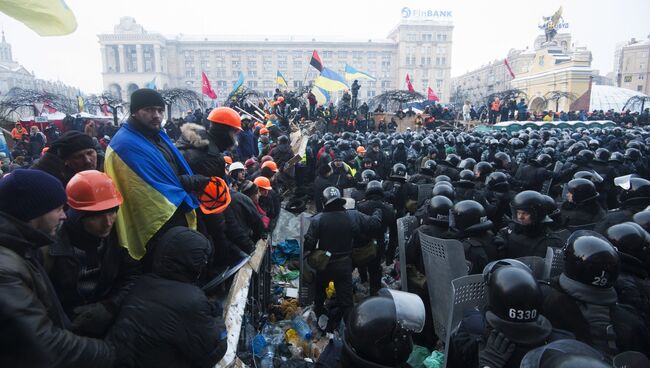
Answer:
[478, 330, 515, 368]
[71, 302, 114, 337]
[179, 174, 211, 193]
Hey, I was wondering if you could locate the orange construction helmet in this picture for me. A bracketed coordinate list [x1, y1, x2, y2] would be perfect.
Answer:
[254, 176, 272, 190]
[66, 170, 123, 211]
[207, 107, 242, 130]
[261, 161, 279, 172]
[223, 155, 233, 165]
[198, 176, 231, 214]
[259, 127, 269, 135]
[356, 146, 366, 154]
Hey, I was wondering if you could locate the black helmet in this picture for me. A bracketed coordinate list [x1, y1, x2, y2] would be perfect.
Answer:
[390, 163, 407, 180]
[485, 171, 509, 192]
[594, 148, 610, 162]
[573, 170, 603, 184]
[618, 177, 650, 204]
[427, 196, 453, 225]
[633, 210, 650, 233]
[278, 135, 289, 145]
[493, 152, 511, 170]
[541, 194, 560, 221]
[541, 147, 556, 157]
[484, 265, 542, 323]
[421, 159, 437, 175]
[432, 183, 455, 200]
[323, 186, 344, 206]
[360, 169, 377, 183]
[609, 152, 625, 163]
[625, 147, 641, 160]
[457, 158, 476, 170]
[534, 154, 553, 168]
[511, 138, 525, 150]
[605, 222, 650, 261]
[474, 161, 494, 180]
[564, 231, 619, 288]
[511, 191, 550, 225]
[434, 175, 451, 184]
[588, 139, 600, 150]
[449, 200, 492, 233]
[575, 149, 594, 164]
[458, 169, 474, 182]
[344, 289, 425, 367]
[566, 178, 598, 204]
[365, 180, 384, 198]
[445, 154, 461, 167]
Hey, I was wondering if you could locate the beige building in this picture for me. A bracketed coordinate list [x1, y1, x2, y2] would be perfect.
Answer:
[614, 36, 650, 94]
[98, 16, 453, 106]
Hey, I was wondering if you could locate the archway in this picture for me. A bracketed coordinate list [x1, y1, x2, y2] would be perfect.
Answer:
[126, 83, 139, 97]
[108, 83, 122, 101]
[529, 97, 547, 113]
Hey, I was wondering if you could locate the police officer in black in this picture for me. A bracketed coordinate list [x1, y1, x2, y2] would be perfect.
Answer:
[481, 171, 515, 230]
[496, 191, 565, 258]
[541, 231, 650, 358]
[434, 153, 461, 181]
[304, 187, 382, 326]
[513, 154, 554, 192]
[559, 178, 606, 229]
[453, 169, 484, 203]
[594, 177, 650, 234]
[350, 169, 376, 203]
[448, 200, 497, 274]
[355, 180, 396, 295]
[383, 163, 417, 220]
[407, 160, 436, 185]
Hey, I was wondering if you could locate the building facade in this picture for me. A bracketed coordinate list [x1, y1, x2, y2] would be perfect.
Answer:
[0, 32, 78, 99]
[98, 17, 453, 105]
[614, 36, 650, 94]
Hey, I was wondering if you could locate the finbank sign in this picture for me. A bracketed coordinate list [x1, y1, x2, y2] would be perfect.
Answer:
[401, 7, 452, 19]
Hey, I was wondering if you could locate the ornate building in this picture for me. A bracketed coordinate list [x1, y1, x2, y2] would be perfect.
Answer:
[614, 36, 650, 95]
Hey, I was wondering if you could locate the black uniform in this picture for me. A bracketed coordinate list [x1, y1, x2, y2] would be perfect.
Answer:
[496, 223, 565, 258]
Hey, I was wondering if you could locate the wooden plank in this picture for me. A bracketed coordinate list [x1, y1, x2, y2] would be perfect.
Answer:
[248, 240, 268, 273]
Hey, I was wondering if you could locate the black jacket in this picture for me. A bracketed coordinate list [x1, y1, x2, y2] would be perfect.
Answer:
[107, 227, 227, 368]
[270, 143, 294, 169]
[0, 212, 114, 367]
[314, 175, 333, 212]
[559, 200, 606, 228]
[223, 191, 265, 253]
[496, 223, 565, 258]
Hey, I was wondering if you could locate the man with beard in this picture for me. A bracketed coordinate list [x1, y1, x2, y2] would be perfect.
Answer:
[32, 130, 98, 186]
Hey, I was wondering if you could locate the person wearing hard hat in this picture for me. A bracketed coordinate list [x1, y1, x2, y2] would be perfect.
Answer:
[227, 161, 246, 190]
[42, 170, 140, 338]
[255, 175, 281, 230]
[236, 115, 257, 161]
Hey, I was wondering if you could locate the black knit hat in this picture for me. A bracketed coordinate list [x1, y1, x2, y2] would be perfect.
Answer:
[0, 169, 67, 222]
[130, 88, 166, 114]
[51, 131, 95, 159]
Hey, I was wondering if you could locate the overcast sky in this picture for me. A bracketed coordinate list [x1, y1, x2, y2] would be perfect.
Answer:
[1, 0, 648, 93]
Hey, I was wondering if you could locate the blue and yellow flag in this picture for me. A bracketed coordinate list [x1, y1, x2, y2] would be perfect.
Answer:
[105, 123, 198, 259]
[228, 71, 245, 98]
[314, 67, 349, 92]
[146, 76, 157, 90]
[0, 0, 77, 36]
[311, 86, 330, 105]
[345, 64, 377, 81]
[276, 71, 288, 87]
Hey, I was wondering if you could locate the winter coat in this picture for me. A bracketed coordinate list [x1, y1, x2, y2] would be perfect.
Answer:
[236, 129, 257, 160]
[496, 223, 565, 258]
[270, 143, 294, 169]
[314, 174, 332, 212]
[0, 211, 114, 367]
[223, 191, 265, 253]
[559, 200, 605, 228]
[107, 227, 227, 368]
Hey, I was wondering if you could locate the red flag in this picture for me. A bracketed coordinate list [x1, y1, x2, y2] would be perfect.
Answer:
[310, 50, 324, 72]
[406, 74, 415, 92]
[202, 72, 218, 99]
[504, 58, 515, 79]
[427, 87, 439, 101]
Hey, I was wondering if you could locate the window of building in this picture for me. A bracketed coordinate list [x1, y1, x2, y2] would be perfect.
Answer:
[624, 75, 632, 83]
[640, 75, 645, 80]
[200, 59, 210, 71]
[247, 60, 257, 69]
[263, 80, 273, 89]
[293, 61, 302, 69]
[293, 80, 303, 88]
[143, 45, 155, 72]
[232, 71, 240, 78]
[278, 60, 287, 69]
[338, 51, 348, 58]
[436, 70, 444, 78]
[214, 51, 224, 57]
[215, 58, 224, 68]
[249, 70, 258, 78]
[436, 45, 446, 54]
[422, 33, 433, 42]
[407, 33, 416, 41]
[232, 60, 241, 69]
[185, 68, 195, 78]
[231, 50, 241, 57]
[184, 50, 194, 60]
[217, 81, 227, 89]
[247, 81, 258, 88]
[367, 90, 376, 97]
[638, 85, 644, 92]
[641, 63, 646, 71]
[382, 60, 391, 69]
[367, 51, 377, 59]
[435, 57, 446, 66]
[264, 90, 273, 98]
[323, 51, 333, 58]
[436, 33, 447, 41]
[353, 51, 363, 59]
[125, 45, 137, 72]
[216, 69, 226, 78]
[381, 80, 391, 89]
[436, 79, 443, 88]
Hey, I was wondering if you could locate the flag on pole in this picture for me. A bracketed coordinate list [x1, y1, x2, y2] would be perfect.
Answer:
[344, 64, 377, 81]
[146, 76, 157, 90]
[311, 86, 330, 105]
[201, 72, 217, 99]
[406, 74, 415, 92]
[228, 72, 245, 98]
[276, 71, 288, 87]
[310, 50, 324, 72]
[504, 58, 515, 79]
[314, 67, 349, 91]
[0, 0, 77, 36]
[427, 87, 439, 102]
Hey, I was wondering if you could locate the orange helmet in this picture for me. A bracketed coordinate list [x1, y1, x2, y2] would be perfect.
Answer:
[207, 107, 242, 130]
[260, 128, 269, 135]
[198, 176, 231, 214]
[223, 155, 233, 165]
[66, 170, 123, 211]
[254, 176, 272, 190]
[261, 161, 279, 172]
[356, 146, 366, 154]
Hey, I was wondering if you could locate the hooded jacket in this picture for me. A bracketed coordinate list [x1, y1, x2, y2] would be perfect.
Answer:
[107, 227, 227, 368]
[0, 211, 114, 367]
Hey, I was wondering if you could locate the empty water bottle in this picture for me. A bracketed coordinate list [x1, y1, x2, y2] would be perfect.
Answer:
[259, 344, 275, 368]
[292, 316, 312, 341]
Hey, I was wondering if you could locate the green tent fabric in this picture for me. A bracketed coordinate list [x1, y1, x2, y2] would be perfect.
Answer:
[423, 351, 445, 368]
[406, 345, 430, 368]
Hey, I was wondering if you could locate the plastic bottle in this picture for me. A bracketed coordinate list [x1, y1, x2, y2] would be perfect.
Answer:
[292, 316, 313, 341]
[285, 328, 300, 346]
[252, 334, 267, 357]
[259, 344, 275, 368]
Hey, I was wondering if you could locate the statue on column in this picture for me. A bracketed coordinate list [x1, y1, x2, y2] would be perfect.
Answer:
[538, 6, 562, 44]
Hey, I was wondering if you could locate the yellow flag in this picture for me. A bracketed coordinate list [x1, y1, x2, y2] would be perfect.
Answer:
[0, 0, 77, 36]
[77, 95, 84, 112]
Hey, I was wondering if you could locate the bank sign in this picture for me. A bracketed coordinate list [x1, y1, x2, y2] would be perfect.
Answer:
[401, 7, 452, 19]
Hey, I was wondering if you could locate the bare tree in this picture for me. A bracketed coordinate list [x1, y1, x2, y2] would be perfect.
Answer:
[544, 91, 577, 112]
[368, 89, 426, 111]
[623, 95, 650, 113]
[86, 93, 126, 126]
[486, 89, 528, 105]
[159, 88, 204, 121]
[0, 87, 76, 121]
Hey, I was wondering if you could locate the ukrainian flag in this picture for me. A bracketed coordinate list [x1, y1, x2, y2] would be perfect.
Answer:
[311, 86, 330, 105]
[344, 64, 377, 81]
[276, 71, 288, 87]
[228, 72, 245, 98]
[104, 122, 198, 260]
[314, 67, 349, 92]
[0, 0, 77, 36]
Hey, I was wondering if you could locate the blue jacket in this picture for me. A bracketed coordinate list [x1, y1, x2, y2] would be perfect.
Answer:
[237, 129, 257, 160]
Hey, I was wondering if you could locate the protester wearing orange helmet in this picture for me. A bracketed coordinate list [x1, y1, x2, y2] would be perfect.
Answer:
[261, 160, 279, 173]
[43, 170, 141, 337]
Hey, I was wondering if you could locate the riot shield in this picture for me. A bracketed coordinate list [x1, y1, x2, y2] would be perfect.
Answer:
[397, 215, 420, 292]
